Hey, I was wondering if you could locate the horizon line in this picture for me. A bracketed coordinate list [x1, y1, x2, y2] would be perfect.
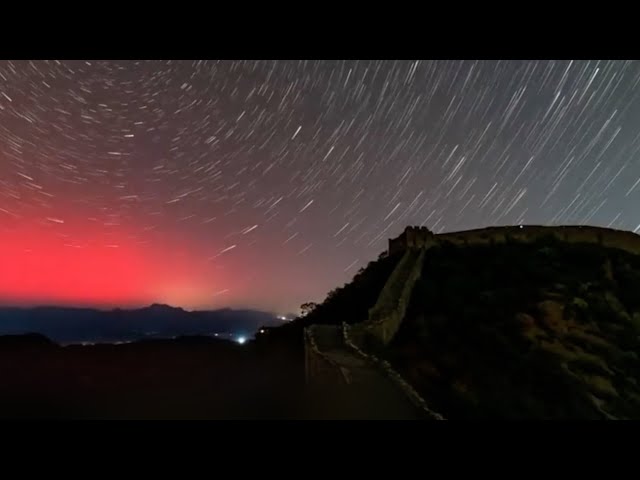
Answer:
[0, 301, 287, 315]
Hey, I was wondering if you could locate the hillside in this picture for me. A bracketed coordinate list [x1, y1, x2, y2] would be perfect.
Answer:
[385, 234, 640, 419]
[300, 251, 403, 327]
[258, 250, 404, 373]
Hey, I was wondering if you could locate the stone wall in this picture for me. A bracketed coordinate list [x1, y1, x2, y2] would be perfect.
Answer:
[358, 249, 427, 346]
[390, 224, 640, 256]
[368, 250, 418, 322]
[389, 226, 437, 255]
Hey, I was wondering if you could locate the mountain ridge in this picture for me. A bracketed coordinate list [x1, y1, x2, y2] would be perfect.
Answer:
[0, 304, 281, 344]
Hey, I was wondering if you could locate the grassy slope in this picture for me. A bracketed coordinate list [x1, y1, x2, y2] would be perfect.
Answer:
[386, 236, 640, 419]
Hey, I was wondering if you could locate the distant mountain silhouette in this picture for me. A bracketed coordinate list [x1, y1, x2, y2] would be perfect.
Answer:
[0, 305, 280, 344]
[147, 303, 184, 312]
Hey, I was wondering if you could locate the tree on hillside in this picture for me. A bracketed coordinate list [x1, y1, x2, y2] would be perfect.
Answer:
[326, 288, 341, 301]
[300, 302, 318, 316]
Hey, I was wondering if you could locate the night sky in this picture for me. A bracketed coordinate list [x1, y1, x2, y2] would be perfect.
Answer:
[1, 60, 640, 313]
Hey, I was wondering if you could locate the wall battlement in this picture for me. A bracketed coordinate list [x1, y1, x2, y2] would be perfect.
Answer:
[388, 224, 640, 256]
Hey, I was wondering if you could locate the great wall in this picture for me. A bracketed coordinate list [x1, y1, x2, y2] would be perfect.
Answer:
[303, 224, 640, 419]
[389, 224, 640, 256]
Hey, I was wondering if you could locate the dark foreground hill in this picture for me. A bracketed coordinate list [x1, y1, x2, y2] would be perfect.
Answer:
[0, 334, 304, 419]
[384, 236, 640, 419]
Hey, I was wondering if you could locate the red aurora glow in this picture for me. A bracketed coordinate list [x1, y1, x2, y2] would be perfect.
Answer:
[0, 224, 156, 307]
[0, 213, 261, 310]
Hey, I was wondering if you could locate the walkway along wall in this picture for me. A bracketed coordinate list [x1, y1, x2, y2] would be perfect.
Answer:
[304, 325, 350, 386]
[342, 323, 445, 420]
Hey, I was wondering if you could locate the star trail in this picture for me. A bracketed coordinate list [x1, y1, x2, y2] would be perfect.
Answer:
[1, 60, 640, 312]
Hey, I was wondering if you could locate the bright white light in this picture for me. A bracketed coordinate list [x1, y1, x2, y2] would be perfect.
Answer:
[237, 336, 246, 344]
[259, 329, 265, 334]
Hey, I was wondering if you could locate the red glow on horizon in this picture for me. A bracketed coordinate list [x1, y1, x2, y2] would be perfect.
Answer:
[0, 216, 245, 310]
[0, 214, 304, 313]
[0, 224, 155, 307]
